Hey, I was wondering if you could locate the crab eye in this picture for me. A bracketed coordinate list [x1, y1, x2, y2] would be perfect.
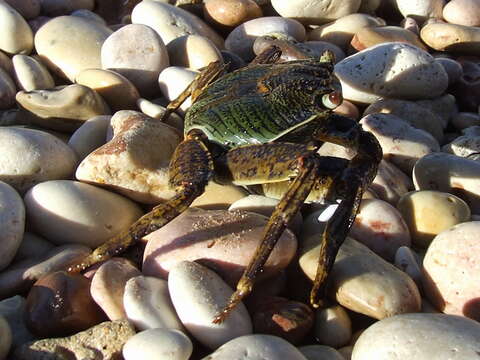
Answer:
[322, 91, 342, 109]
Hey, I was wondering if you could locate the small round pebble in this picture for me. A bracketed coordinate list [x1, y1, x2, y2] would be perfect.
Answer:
[298, 345, 344, 360]
[204, 0, 262, 28]
[443, 0, 480, 26]
[420, 22, 480, 55]
[158, 66, 198, 114]
[166, 35, 223, 70]
[0, 315, 11, 360]
[0, 67, 16, 110]
[168, 261, 252, 349]
[203, 334, 307, 359]
[352, 313, 480, 359]
[314, 305, 352, 348]
[24, 180, 143, 247]
[67, 115, 111, 161]
[0, 2, 33, 55]
[12, 54, 55, 91]
[123, 328, 193, 360]
[396, 0, 444, 23]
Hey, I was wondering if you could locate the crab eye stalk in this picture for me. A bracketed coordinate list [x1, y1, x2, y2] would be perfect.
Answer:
[322, 91, 342, 109]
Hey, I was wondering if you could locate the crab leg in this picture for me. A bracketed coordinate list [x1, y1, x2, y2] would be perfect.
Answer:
[67, 130, 213, 273]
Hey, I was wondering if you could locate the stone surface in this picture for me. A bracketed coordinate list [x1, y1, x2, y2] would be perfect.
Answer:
[413, 152, 480, 213]
[420, 22, 480, 55]
[190, 181, 248, 210]
[396, 0, 445, 22]
[370, 160, 412, 206]
[300, 237, 421, 319]
[397, 190, 471, 248]
[351, 313, 480, 359]
[12, 54, 54, 92]
[123, 328, 193, 360]
[271, 0, 361, 25]
[123, 275, 183, 331]
[15, 319, 136, 360]
[451, 112, 480, 131]
[91, 258, 141, 320]
[76, 111, 182, 204]
[299, 345, 344, 360]
[0, 296, 36, 348]
[158, 66, 198, 114]
[143, 208, 297, 287]
[335, 42, 448, 103]
[351, 25, 427, 51]
[314, 305, 352, 348]
[204, 0, 262, 29]
[202, 334, 308, 359]
[25, 271, 106, 337]
[225, 16, 306, 60]
[423, 221, 480, 320]
[0, 127, 77, 193]
[443, 134, 480, 160]
[4, 0, 40, 19]
[67, 115, 111, 160]
[360, 113, 439, 174]
[76, 68, 140, 111]
[0, 181, 25, 271]
[34, 15, 112, 81]
[166, 35, 223, 70]
[0, 2, 33, 55]
[101, 24, 169, 97]
[443, 0, 480, 26]
[136, 98, 184, 131]
[16, 84, 111, 132]
[0, 67, 16, 109]
[168, 261, 252, 349]
[436, 57, 463, 85]
[0, 244, 91, 300]
[131, 0, 224, 48]
[0, 316, 11, 360]
[39, 0, 94, 16]
[24, 180, 143, 247]
[394, 246, 422, 289]
[12, 231, 54, 263]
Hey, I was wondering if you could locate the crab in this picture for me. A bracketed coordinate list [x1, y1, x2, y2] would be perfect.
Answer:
[67, 46, 382, 324]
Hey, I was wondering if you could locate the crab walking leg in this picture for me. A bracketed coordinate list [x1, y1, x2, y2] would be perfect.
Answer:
[159, 61, 228, 123]
[212, 143, 346, 324]
[67, 130, 213, 273]
[310, 129, 383, 307]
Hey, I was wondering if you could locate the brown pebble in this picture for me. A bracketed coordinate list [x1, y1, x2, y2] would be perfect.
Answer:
[204, 0, 262, 29]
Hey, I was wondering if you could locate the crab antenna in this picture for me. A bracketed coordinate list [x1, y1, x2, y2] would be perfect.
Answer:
[319, 50, 335, 67]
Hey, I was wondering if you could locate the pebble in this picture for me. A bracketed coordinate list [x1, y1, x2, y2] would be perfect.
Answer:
[76, 110, 182, 204]
[67, 115, 111, 160]
[298, 345, 344, 360]
[123, 328, 193, 360]
[351, 313, 480, 359]
[364, 98, 444, 141]
[25, 271, 106, 337]
[314, 305, 352, 348]
[350, 25, 427, 52]
[271, 0, 361, 25]
[168, 261, 252, 349]
[334, 42, 448, 103]
[204, 0, 262, 29]
[71, 9, 107, 25]
[12, 231, 54, 263]
[15, 319, 136, 360]
[16, 84, 111, 132]
[131, 1, 224, 49]
[101, 24, 169, 97]
[0, 244, 91, 299]
[12, 54, 55, 92]
[0, 296, 35, 348]
[0, 68, 16, 110]
[0, 51, 13, 76]
[0, 181, 25, 272]
[0, 127, 77, 193]
[435, 57, 463, 85]
[166, 35, 223, 70]
[76, 68, 140, 111]
[34, 15, 112, 82]
[451, 58, 480, 112]
[423, 221, 480, 321]
[143, 208, 297, 287]
[202, 334, 307, 359]
[396, 0, 445, 23]
[225, 16, 306, 60]
[397, 190, 471, 248]
[39, 0, 94, 16]
[4, 0, 40, 20]
[0, 316, 11, 360]
[360, 113, 440, 174]
[90, 258, 141, 320]
[394, 246, 423, 289]
[190, 181, 248, 209]
[0, 2, 33, 55]
[300, 236, 421, 319]
[123, 275, 183, 331]
[443, 0, 480, 26]
[24, 180, 143, 247]
[420, 22, 480, 55]
[136, 98, 184, 131]
[251, 296, 314, 344]
[451, 112, 480, 130]
[350, 198, 411, 261]
[443, 134, 480, 160]
[158, 66, 199, 114]
[413, 152, 480, 213]
[370, 160, 412, 206]
[27, 15, 50, 34]
[308, 13, 385, 50]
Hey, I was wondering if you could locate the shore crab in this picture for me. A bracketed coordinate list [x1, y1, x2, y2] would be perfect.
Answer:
[67, 46, 382, 324]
